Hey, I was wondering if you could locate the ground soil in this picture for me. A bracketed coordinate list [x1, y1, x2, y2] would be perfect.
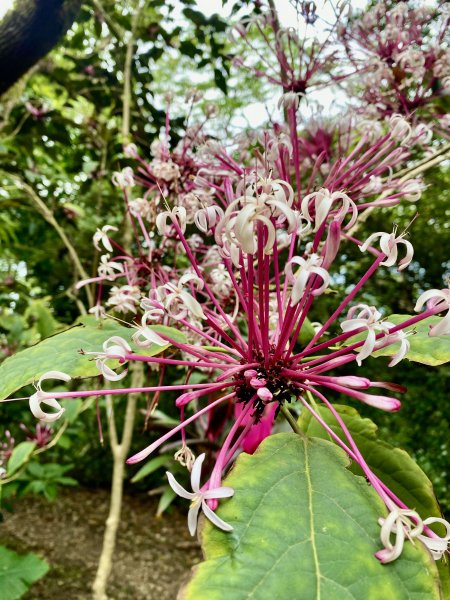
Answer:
[0, 487, 202, 599]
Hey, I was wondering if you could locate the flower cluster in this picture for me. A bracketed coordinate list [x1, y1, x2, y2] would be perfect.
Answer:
[10, 0, 450, 562]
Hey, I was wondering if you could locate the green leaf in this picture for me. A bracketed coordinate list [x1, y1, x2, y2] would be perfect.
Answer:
[344, 314, 450, 366]
[0, 546, 49, 600]
[6, 442, 36, 477]
[298, 404, 443, 524]
[298, 404, 450, 593]
[156, 486, 177, 517]
[0, 317, 186, 401]
[183, 434, 440, 600]
[130, 454, 171, 483]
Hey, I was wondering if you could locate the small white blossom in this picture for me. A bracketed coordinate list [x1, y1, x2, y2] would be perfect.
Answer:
[360, 228, 414, 271]
[88, 304, 106, 320]
[29, 371, 70, 423]
[129, 198, 153, 220]
[88, 336, 131, 381]
[400, 179, 426, 202]
[277, 91, 301, 110]
[151, 159, 180, 182]
[123, 143, 138, 158]
[415, 285, 450, 336]
[376, 508, 450, 564]
[157, 274, 205, 320]
[93, 225, 118, 253]
[301, 188, 358, 232]
[195, 205, 224, 234]
[107, 285, 141, 314]
[389, 114, 412, 145]
[98, 254, 123, 280]
[112, 167, 135, 189]
[131, 313, 168, 348]
[218, 176, 296, 255]
[341, 304, 390, 366]
[166, 453, 234, 536]
[156, 206, 187, 236]
[285, 254, 330, 305]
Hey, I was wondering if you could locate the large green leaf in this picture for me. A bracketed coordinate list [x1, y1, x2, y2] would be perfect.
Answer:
[298, 404, 443, 523]
[183, 434, 440, 600]
[344, 314, 450, 366]
[299, 404, 450, 595]
[0, 546, 49, 600]
[0, 317, 186, 401]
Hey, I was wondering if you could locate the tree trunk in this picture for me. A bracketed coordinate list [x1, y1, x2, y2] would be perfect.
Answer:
[0, 0, 82, 96]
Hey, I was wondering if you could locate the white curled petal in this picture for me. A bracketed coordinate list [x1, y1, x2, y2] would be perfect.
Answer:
[419, 518, 450, 560]
[429, 312, 450, 336]
[180, 291, 206, 320]
[132, 327, 168, 348]
[397, 239, 414, 270]
[202, 486, 235, 500]
[291, 270, 310, 305]
[156, 212, 169, 235]
[388, 337, 410, 367]
[357, 328, 377, 364]
[166, 471, 195, 501]
[314, 195, 333, 231]
[360, 232, 382, 253]
[37, 370, 72, 388]
[190, 453, 205, 492]
[187, 503, 202, 536]
[103, 336, 131, 354]
[201, 500, 233, 532]
[300, 192, 315, 221]
[96, 359, 128, 381]
[414, 289, 447, 312]
[29, 392, 65, 423]
[340, 318, 369, 333]
[310, 266, 330, 296]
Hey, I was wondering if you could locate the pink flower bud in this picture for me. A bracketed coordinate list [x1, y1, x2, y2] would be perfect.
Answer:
[257, 387, 273, 403]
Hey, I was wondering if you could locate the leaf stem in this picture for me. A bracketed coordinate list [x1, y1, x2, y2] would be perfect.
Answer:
[280, 404, 306, 439]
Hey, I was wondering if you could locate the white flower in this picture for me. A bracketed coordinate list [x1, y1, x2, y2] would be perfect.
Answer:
[93, 225, 118, 253]
[419, 517, 450, 560]
[29, 371, 70, 423]
[194, 205, 224, 234]
[341, 304, 390, 366]
[285, 254, 330, 305]
[389, 114, 412, 145]
[88, 304, 106, 320]
[301, 188, 358, 232]
[123, 143, 138, 158]
[131, 313, 168, 348]
[414, 286, 450, 336]
[106, 285, 140, 314]
[400, 179, 426, 202]
[376, 508, 450, 564]
[112, 167, 135, 189]
[97, 254, 123, 280]
[379, 327, 411, 367]
[157, 274, 205, 320]
[129, 198, 153, 220]
[151, 159, 180, 182]
[156, 206, 187, 236]
[88, 336, 131, 381]
[218, 176, 297, 255]
[166, 453, 234, 536]
[360, 228, 414, 271]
